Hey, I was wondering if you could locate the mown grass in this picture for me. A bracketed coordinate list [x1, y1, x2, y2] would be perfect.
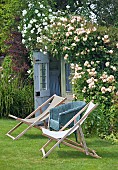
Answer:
[0, 118, 118, 170]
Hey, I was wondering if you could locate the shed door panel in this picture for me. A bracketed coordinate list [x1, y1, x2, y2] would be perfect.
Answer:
[33, 51, 50, 115]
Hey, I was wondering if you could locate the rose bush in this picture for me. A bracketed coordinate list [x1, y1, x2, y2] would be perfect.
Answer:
[19, 3, 118, 140]
[38, 14, 118, 139]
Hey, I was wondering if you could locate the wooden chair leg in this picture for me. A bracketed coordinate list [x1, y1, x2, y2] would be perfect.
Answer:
[78, 125, 89, 155]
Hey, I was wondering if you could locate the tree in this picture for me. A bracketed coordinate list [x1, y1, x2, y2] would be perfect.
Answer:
[0, 0, 24, 53]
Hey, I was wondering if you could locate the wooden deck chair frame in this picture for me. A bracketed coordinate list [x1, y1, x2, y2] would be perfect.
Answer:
[6, 94, 66, 140]
[40, 101, 101, 159]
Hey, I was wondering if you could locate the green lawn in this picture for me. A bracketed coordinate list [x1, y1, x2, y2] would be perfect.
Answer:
[0, 119, 118, 170]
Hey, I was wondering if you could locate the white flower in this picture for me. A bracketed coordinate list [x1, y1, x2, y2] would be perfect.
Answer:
[30, 20, 34, 24]
[92, 27, 97, 31]
[81, 51, 85, 55]
[108, 50, 113, 54]
[40, 4, 44, 8]
[43, 22, 47, 26]
[28, 3, 32, 8]
[27, 24, 32, 29]
[74, 36, 79, 42]
[22, 34, 25, 37]
[37, 28, 41, 33]
[83, 37, 87, 41]
[57, 22, 61, 26]
[107, 75, 115, 82]
[71, 19, 76, 23]
[32, 19, 37, 23]
[110, 66, 117, 71]
[37, 13, 41, 17]
[18, 26, 20, 30]
[40, 49, 43, 52]
[84, 61, 89, 66]
[43, 51, 47, 55]
[28, 37, 31, 41]
[68, 26, 74, 31]
[89, 82, 95, 89]
[101, 87, 106, 93]
[31, 30, 34, 34]
[92, 68, 95, 71]
[70, 63, 75, 69]
[22, 29, 27, 34]
[44, 26, 48, 30]
[107, 88, 112, 92]
[76, 16, 82, 22]
[49, 9, 52, 12]
[105, 62, 110, 67]
[27, 70, 31, 74]
[92, 48, 95, 51]
[86, 29, 91, 34]
[86, 78, 92, 84]
[35, 9, 39, 14]
[22, 39, 25, 44]
[116, 43, 118, 48]
[71, 43, 76, 47]
[45, 46, 48, 50]
[64, 54, 68, 60]
[91, 61, 94, 65]
[73, 94, 76, 99]
[66, 5, 70, 9]
[67, 32, 72, 36]
[35, 24, 39, 28]
[77, 67, 82, 71]
[95, 42, 97, 46]
[109, 86, 115, 91]
[82, 87, 86, 93]
[37, 37, 42, 43]
[22, 10, 27, 16]
[60, 17, 68, 22]
[104, 35, 109, 39]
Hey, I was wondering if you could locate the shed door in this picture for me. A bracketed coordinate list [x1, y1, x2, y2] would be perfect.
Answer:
[33, 52, 50, 115]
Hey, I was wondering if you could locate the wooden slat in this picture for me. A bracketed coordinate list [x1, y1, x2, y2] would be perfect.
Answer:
[6, 133, 15, 140]
[41, 148, 46, 157]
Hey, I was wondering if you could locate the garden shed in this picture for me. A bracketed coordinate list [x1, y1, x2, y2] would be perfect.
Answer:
[33, 51, 72, 115]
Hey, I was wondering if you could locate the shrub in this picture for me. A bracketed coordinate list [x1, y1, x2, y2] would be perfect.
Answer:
[0, 56, 34, 118]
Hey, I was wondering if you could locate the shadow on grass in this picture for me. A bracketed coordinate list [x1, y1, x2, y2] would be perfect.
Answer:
[57, 149, 118, 159]
[57, 150, 96, 159]
[98, 150, 118, 158]
[53, 137, 118, 160]
[84, 137, 118, 147]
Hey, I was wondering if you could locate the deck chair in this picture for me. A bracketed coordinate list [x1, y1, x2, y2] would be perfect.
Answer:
[40, 101, 101, 158]
[6, 94, 66, 140]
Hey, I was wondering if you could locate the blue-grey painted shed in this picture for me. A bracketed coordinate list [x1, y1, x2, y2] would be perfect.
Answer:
[33, 51, 72, 115]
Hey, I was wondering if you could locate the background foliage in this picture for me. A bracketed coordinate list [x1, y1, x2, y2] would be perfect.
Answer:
[0, 56, 34, 118]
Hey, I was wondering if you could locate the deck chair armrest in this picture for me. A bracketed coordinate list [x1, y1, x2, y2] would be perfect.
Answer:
[26, 95, 56, 119]
[50, 108, 60, 120]
[59, 109, 81, 127]
[9, 114, 18, 119]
